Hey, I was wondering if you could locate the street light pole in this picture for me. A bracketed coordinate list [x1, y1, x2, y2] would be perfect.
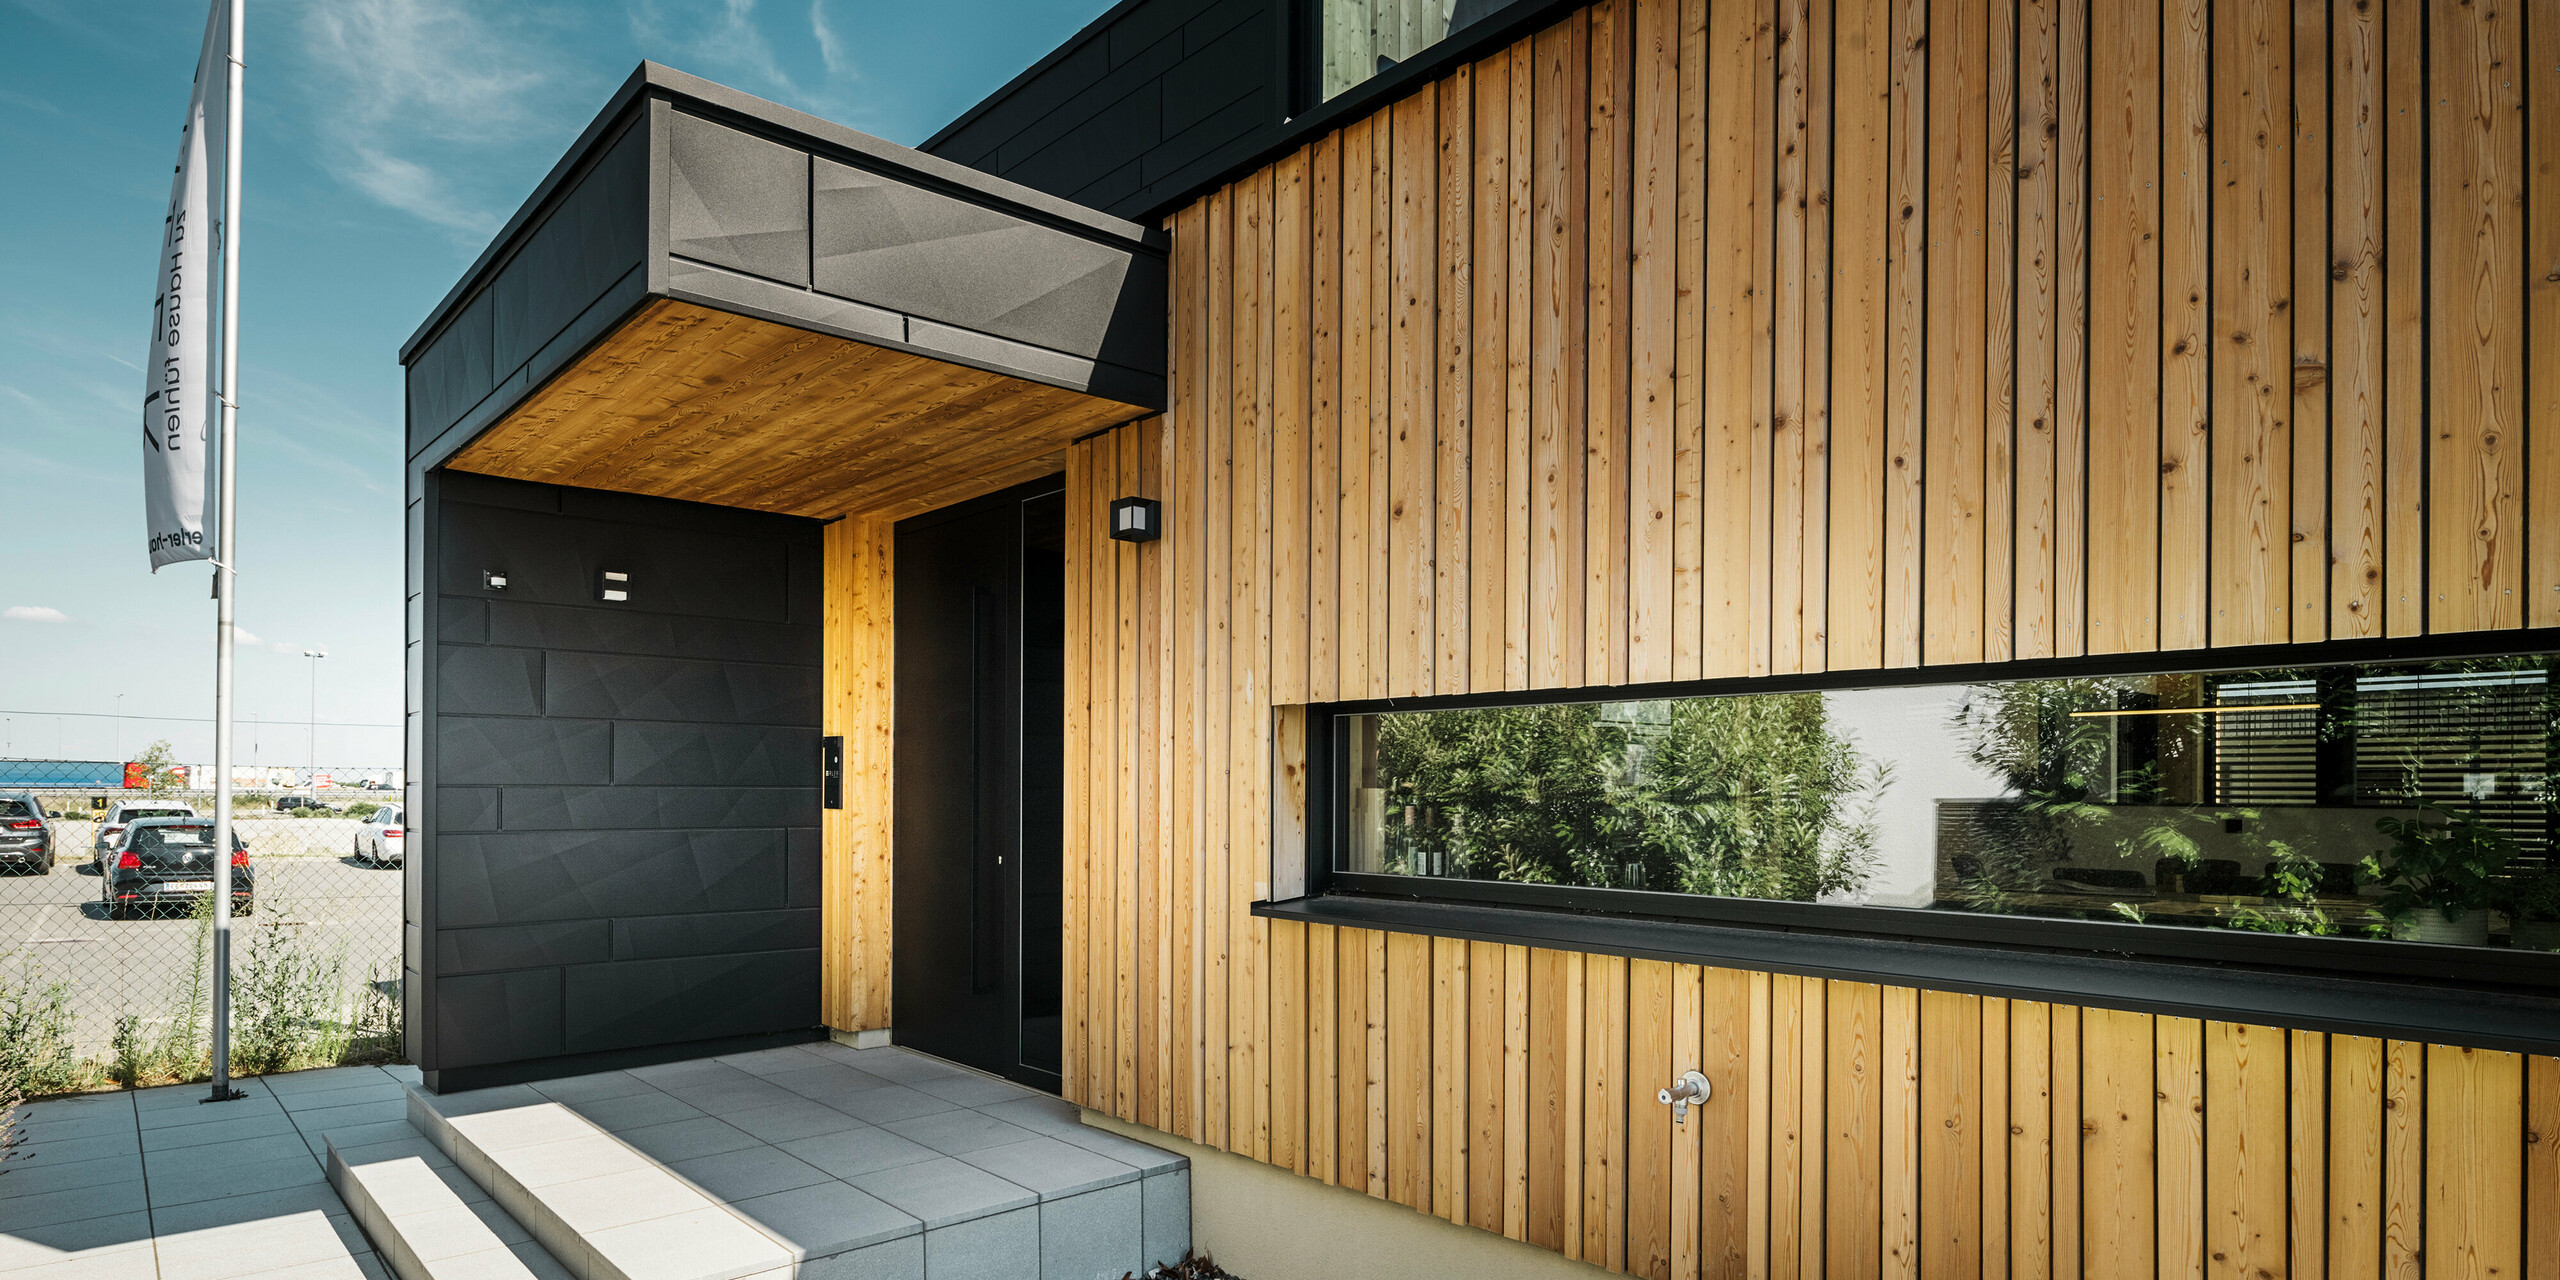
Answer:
[301, 649, 326, 791]
[114, 694, 125, 761]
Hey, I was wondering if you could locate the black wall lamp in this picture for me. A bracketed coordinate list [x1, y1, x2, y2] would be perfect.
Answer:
[481, 570, 508, 590]
[598, 570, 631, 603]
[1109, 497, 1162, 543]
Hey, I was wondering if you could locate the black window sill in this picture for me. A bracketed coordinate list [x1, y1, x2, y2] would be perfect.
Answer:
[1251, 891, 2560, 1056]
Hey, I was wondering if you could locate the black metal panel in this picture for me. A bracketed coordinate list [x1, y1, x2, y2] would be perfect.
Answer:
[417, 476, 823, 1081]
[667, 112, 812, 287]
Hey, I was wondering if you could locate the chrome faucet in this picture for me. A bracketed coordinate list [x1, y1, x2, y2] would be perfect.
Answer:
[1657, 1070, 1711, 1125]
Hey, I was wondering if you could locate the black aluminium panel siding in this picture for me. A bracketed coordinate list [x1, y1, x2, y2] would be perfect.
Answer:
[412, 471, 823, 1085]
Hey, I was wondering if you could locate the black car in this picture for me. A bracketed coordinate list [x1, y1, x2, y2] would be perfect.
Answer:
[0, 792, 54, 874]
[101, 817, 252, 919]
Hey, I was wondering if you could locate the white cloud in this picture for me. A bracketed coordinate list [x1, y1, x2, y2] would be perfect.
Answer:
[234, 627, 263, 646]
[5, 606, 71, 624]
[809, 0, 850, 79]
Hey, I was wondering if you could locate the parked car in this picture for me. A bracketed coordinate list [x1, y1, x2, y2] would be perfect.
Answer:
[352, 805, 405, 867]
[91, 799, 200, 869]
[0, 791, 56, 874]
[276, 794, 337, 814]
[100, 817, 251, 920]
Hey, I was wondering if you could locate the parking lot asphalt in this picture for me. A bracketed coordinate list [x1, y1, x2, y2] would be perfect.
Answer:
[0, 853, 401, 1055]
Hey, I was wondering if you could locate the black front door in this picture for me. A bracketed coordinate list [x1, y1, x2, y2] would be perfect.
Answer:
[892, 478, 1064, 1089]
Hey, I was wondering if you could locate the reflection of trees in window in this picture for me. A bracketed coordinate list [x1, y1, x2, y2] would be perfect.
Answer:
[1367, 694, 1883, 902]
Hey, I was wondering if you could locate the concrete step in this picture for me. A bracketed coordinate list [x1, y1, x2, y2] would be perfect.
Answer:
[326, 1128, 575, 1280]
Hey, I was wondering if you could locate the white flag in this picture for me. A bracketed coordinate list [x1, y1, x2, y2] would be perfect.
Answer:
[142, 1, 229, 571]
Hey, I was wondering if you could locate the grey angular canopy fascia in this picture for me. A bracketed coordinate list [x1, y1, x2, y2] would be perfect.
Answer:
[400, 62, 1169, 474]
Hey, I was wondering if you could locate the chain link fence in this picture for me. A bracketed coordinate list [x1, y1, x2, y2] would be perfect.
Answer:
[0, 760, 403, 1098]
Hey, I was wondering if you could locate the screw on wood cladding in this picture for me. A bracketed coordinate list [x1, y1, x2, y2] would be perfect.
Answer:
[1031, 0, 2560, 1277]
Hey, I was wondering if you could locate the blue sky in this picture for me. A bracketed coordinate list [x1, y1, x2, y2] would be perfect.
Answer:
[0, 0, 1105, 769]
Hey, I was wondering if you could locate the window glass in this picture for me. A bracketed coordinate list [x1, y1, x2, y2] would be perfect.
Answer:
[0, 799, 33, 818]
[1319, 0, 1521, 101]
[1338, 657, 2560, 950]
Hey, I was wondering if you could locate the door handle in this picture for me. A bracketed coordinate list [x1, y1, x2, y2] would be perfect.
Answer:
[1657, 1071, 1712, 1125]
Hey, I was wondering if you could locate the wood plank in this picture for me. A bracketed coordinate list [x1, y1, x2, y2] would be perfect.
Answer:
[1368, 929, 1390, 1195]
[1673, 0, 1708, 683]
[2157, 1017, 2203, 1280]
[1983, 0, 2018, 665]
[1272, 917, 1306, 1174]
[1797, 974, 1827, 1280]
[1771, 0, 1811, 675]
[1116, 428, 1141, 1119]
[2012, 1002, 2055, 1280]
[1744, 0, 1778, 679]
[1062, 442, 1088, 1107]
[1390, 87, 1438, 698]
[1473, 51, 1514, 693]
[1799, 0, 1834, 674]
[1370, 110, 1400, 699]
[2052, 1004, 2082, 1280]
[1388, 929, 1432, 1208]
[1531, 15, 1590, 689]
[2053, 0, 2091, 658]
[1829, 0, 1890, 670]
[2016, 0, 2061, 661]
[2290, 0, 2328, 643]
[1530, 948, 1579, 1253]
[2159, 0, 2210, 652]
[1273, 147, 1311, 707]
[1246, 164, 1277, 1165]
[1585, 0, 1631, 688]
[1921, 0, 1987, 666]
[1469, 939, 1506, 1233]
[2381, 0, 2424, 637]
[2210, 0, 2293, 648]
[2329, 1036, 2386, 1280]
[1629, 0, 1680, 683]
[1563, 952, 1589, 1259]
[2203, 1023, 2285, 1280]
[1307, 921, 1338, 1184]
[2082, 1009, 2156, 1280]
[1669, 964, 1704, 1278]
[1438, 68, 1473, 698]
[1880, 984, 1919, 1280]
[1769, 974, 1805, 1280]
[1918, 990, 1982, 1280]
[1200, 184, 1233, 1149]
[1703, 0, 1765, 679]
[1432, 934, 1468, 1222]
[1504, 943, 1531, 1240]
[1631, 958, 1676, 1278]
[2385, 1043, 2424, 1280]
[1150, 417, 1177, 1129]
[2534, 4, 2560, 628]
[1336, 926, 1371, 1191]
[2430, 0, 2526, 633]
[1591, 953, 1631, 1270]
[1171, 203, 1207, 1143]
[1882, 0, 1925, 669]
[2425, 1046, 2525, 1280]
[1309, 135, 1343, 703]
[1339, 119, 1377, 701]
[1983, 998, 2011, 1280]
[2528, 1056, 2560, 1280]
[2290, 1029, 2327, 1280]
[1507, 36, 1537, 691]
[2330, 0, 2386, 636]
[1828, 982, 1884, 1280]
[2085, 0, 2161, 654]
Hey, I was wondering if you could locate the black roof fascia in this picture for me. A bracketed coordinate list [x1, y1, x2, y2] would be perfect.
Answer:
[403, 61, 1167, 367]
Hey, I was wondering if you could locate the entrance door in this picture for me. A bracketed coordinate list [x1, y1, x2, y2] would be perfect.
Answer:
[892, 478, 1064, 1089]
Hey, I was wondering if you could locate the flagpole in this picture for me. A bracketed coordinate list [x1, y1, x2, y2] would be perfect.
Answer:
[207, 0, 244, 1105]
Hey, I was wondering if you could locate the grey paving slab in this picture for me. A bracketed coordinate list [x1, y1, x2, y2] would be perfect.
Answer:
[422, 1241, 578, 1280]
[531, 1166, 711, 1236]
[144, 1147, 328, 1208]
[0, 1127, 140, 1167]
[272, 1080, 405, 1112]
[774, 1125, 939, 1181]
[527, 1070, 660, 1105]
[281, 1098, 410, 1136]
[904, 1074, 1042, 1109]
[563, 1090, 705, 1134]
[665, 1145, 832, 1202]
[6, 1105, 137, 1147]
[0, 1240, 161, 1280]
[391, 1197, 535, 1261]
[626, 1059, 756, 1091]
[262, 1066, 397, 1096]
[726, 1179, 919, 1259]
[844, 1157, 1035, 1231]
[658, 1077, 805, 1117]
[0, 1181, 145, 1232]
[138, 1108, 301, 1152]
[720, 1098, 867, 1144]
[447, 1104, 600, 1154]
[487, 1133, 653, 1190]
[0, 1150, 140, 1200]
[616, 1115, 764, 1165]
[953, 1136, 1139, 1200]
[332, 1140, 492, 1215]
[383, 1065, 423, 1087]
[583, 1204, 792, 1280]
[712, 1047, 833, 1077]
[149, 1180, 360, 1234]
[132, 1079, 272, 1112]
[824, 1086, 960, 1127]
[425, 1083, 549, 1118]
[878, 1110, 1041, 1158]
[1051, 1125, 1187, 1176]
[1140, 1169, 1190, 1270]
[141, 1130, 312, 1177]
[792, 1233, 921, 1280]
[0, 1210, 155, 1270]
[958, 1096, 1082, 1137]
[825, 1053, 962, 1087]
[1035, 1182, 1141, 1280]
[918, 1204, 1037, 1280]
[152, 1209, 373, 1280]
[133, 1094, 286, 1131]
[296, 1117, 420, 1159]
[760, 1065, 895, 1102]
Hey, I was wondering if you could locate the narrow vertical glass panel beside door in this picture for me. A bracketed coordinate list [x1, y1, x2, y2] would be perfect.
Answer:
[1335, 656, 2560, 954]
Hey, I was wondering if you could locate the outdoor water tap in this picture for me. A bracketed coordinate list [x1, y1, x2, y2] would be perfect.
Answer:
[1657, 1070, 1711, 1125]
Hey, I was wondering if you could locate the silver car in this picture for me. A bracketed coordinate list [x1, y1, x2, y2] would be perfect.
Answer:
[352, 805, 405, 868]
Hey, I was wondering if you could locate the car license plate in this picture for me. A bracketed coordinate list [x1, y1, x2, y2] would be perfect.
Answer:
[162, 882, 211, 892]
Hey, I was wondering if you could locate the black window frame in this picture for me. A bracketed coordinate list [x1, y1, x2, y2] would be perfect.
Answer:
[1272, 628, 2560, 1054]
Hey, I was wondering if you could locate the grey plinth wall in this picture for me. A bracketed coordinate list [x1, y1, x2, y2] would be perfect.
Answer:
[408, 471, 824, 1090]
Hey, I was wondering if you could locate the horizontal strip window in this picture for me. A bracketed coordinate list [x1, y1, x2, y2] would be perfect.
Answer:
[1306, 642, 2560, 1026]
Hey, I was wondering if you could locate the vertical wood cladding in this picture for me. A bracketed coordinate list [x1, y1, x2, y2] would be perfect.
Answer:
[1047, 0, 2560, 1275]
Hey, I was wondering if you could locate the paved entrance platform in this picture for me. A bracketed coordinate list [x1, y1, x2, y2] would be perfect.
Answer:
[0, 1063, 419, 1280]
[342, 1042, 1188, 1280]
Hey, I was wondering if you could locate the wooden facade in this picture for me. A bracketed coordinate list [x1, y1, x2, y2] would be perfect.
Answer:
[818, 0, 2560, 1275]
